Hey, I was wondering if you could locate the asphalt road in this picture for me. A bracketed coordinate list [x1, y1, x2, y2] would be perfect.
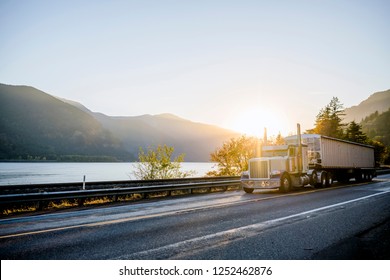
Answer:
[1, 174, 390, 260]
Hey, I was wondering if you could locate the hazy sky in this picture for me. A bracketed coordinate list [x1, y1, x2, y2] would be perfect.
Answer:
[1, 0, 389, 136]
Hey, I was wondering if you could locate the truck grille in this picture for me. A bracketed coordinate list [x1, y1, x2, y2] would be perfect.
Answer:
[249, 160, 269, 179]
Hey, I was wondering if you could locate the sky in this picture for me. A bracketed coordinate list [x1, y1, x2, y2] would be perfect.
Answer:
[1, 0, 389, 137]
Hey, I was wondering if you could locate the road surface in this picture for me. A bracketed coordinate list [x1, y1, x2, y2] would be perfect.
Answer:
[1, 174, 389, 259]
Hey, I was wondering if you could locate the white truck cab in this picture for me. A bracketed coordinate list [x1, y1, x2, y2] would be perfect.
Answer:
[241, 142, 310, 193]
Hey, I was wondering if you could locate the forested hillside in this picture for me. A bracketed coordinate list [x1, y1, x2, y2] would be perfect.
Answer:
[0, 84, 129, 161]
[361, 109, 390, 147]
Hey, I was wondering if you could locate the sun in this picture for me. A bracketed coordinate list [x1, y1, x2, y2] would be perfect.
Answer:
[228, 107, 290, 138]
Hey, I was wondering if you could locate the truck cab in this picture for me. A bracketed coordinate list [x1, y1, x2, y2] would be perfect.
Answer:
[241, 143, 310, 193]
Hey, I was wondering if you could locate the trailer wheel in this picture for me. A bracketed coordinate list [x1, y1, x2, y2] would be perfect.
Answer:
[243, 187, 254, 194]
[321, 172, 328, 187]
[279, 174, 291, 193]
[355, 172, 363, 183]
[327, 172, 333, 186]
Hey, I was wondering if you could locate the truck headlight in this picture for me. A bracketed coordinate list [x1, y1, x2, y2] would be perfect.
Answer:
[241, 171, 249, 179]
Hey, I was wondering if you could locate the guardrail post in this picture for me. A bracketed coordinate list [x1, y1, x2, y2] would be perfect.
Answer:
[36, 190, 48, 210]
[77, 198, 85, 206]
[36, 201, 42, 211]
[83, 175, 86, 190]
[36, 200, 48, 211]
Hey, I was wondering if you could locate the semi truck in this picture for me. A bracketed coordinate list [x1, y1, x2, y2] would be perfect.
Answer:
[240, 124, 376, 193]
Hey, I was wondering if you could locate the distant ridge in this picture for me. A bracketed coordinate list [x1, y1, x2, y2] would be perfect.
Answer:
[88, 110, 240, 162]
[0, 83, 239, 161]
[344, 89, 390, 123]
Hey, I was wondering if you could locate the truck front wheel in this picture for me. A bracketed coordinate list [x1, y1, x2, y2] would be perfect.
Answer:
[279, 174, 291, 193]
[243, 187, 254, 194]
[310, 171, 318, 187]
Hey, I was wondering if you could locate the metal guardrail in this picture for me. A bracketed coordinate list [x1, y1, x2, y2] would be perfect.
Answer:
[1, 169, 389, 211]
[0, 177, 241, 209]
[376, 169, 390, 175]
[0, 176, 240, 194]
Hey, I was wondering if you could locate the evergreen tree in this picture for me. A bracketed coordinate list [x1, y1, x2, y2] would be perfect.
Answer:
[344, 121, 368, 144]
[274, 132, 285, 145]
[312, 97, 345, 138]
[370, 140, 388, 166]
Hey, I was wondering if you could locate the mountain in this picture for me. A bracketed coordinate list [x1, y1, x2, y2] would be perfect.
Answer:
[361, 108, 390, 146]
[0, 84, 239, 161]
[343, 89, 390, 123]
[90, 112, 240, 161]
[59, 98, 240, 161]
[0, 84, 130, 161]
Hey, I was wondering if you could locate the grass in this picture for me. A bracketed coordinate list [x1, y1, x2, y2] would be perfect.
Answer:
[0, 194, 145, 216]
[48, 199, 78, 209]
[2, 205, 37, 216]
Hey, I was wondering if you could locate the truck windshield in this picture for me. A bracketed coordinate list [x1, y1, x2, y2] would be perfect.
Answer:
[262, 150, 288, 157]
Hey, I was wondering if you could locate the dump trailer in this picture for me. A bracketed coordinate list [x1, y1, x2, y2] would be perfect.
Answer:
[241, 124, 376, 193]
[285, 134, 376, 185]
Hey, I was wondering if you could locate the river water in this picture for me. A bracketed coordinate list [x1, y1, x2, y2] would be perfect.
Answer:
[0, 162, 217, 186]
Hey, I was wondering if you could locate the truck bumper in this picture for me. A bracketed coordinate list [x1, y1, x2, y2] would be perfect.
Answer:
[241, 178, 281, 189]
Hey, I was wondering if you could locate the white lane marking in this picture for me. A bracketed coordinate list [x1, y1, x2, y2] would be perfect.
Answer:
[119, 189, 390, 259]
